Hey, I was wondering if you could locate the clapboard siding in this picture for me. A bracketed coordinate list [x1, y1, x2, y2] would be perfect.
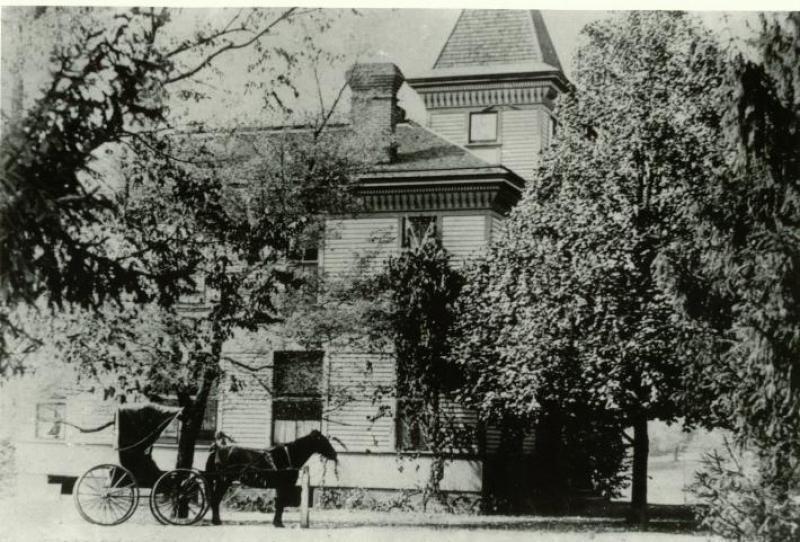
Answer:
[442, 215, 487, 261]
[440, 398, 480, 453]
[324, 218, 398, 277]
[501, 108, 542, 181]
[219, 358, 272, 448]
[485, 424, 535, 455]
[327, 352, 395, 452]
[469, 145, 500, 165]
[429, 111, 466, 144]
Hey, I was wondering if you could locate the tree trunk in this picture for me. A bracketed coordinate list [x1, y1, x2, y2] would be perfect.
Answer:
[176, 399, 206, 470]
[630, 416, 649, 527]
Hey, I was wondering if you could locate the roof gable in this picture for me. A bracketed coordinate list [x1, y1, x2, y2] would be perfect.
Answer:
[433, 10, 562, 73]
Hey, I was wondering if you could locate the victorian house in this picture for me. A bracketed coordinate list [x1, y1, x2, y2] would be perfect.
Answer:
[7, 10, 567, 509]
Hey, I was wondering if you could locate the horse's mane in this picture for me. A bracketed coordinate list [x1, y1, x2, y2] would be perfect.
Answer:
[210, 430, 235, 453]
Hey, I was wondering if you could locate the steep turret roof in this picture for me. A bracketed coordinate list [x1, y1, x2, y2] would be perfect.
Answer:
[427, 9, 563, 78]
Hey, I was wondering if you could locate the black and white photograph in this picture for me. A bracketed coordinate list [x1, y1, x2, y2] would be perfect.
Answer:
[1, 3, 798, 541]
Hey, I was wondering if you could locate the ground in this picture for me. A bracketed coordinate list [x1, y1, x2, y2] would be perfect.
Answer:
[0, 494, 720, 542]
[0, 424, 725, 541]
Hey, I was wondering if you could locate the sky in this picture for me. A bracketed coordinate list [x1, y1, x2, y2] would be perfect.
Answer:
[160, 8, 759, 127]
[1, 7, 761, 128]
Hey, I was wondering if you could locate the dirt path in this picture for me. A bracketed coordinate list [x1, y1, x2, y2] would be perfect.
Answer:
[0, 495, 719, 542]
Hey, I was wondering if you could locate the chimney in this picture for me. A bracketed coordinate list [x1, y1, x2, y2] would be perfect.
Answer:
[346, 62, 405, 163]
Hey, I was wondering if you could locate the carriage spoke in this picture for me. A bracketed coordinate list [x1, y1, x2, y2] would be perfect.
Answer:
[74, 464, 139, 525]
[113, 498, 132, 518]
[150, 469, 208, 525]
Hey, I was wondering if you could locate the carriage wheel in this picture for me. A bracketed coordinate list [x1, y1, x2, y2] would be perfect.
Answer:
[150, 469, 209, 526]
[74, 464, 139, 525]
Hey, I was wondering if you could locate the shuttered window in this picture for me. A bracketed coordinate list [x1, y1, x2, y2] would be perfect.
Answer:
[396, 398, 430, 451]
[402, 216, 439, 249]
[272, 351, 323, 444]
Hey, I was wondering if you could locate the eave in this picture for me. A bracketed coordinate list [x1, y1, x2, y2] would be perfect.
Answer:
[355, 166, 524, 214]
[406, 66, 569, 92]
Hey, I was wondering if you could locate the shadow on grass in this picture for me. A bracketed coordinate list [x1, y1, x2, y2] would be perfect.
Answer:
[210, 503, 701, 535]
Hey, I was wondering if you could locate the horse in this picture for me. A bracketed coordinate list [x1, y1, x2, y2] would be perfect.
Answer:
[204, 429, 338, 527]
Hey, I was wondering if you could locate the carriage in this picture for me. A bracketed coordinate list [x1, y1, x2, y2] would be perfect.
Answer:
[73, 403, 210, 526]
[72, 403, 334, 527]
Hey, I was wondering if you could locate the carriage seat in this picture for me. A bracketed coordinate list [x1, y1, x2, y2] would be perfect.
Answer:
[119, 448, 163, 488]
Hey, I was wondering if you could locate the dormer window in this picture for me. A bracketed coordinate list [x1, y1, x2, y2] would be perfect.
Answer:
[469, 111, 498, 143]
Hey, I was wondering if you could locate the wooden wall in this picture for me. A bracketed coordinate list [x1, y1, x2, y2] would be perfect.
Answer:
[325, 351, 395, 453]
[323, 217, 398, 277]
[442, 215, 488, 263]
[428, 106, 548, 181]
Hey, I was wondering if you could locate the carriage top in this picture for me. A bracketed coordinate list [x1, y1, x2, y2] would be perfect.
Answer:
[115, 403, 183, 452]
[114, 403, 183, 487]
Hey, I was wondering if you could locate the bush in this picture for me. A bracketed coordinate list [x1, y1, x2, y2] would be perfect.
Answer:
[318, 487, 480, 514]
[0, 438, 15, 497]
[693, 444, 800, 541]
[222, 486, 275, 512]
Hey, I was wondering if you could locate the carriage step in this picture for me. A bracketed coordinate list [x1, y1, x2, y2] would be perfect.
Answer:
[47, 474, 77, 495]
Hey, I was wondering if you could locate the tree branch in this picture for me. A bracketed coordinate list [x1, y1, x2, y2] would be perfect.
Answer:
[164, 8, 298, 85]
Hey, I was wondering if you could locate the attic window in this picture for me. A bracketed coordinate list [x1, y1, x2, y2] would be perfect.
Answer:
[469, 112, 498, 143]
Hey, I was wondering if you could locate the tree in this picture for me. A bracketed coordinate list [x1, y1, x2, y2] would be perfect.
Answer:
[1, 6, 341, 372]
[453, 11, 729, 525]
[284, 230, 471, 507]
[373, 234, 466, 507]
[49, 122, 366, 470]
[661, 13, 800, 540]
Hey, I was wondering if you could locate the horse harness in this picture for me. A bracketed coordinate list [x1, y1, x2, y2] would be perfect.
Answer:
[261, 443, 292, 471]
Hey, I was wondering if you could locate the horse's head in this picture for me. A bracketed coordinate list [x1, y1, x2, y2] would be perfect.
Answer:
[308, 430, 337, 461]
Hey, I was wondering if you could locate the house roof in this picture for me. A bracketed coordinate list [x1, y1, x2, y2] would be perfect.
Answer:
[184, 120, 520, 182]
[379, 121, 494, 172]
[176, 118, 524, 213]
[431, 10, 563, 75]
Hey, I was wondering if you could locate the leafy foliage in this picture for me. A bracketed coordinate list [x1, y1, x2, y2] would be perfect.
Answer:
[293, 233, 469, 504]
[0, 7, 344, 373]
[655, 12, 800, 540]
[692, 443, 800, 542]
[453, 11, 730, 522]
[372, 235, 467, 504]
[47, 124, 365, 468]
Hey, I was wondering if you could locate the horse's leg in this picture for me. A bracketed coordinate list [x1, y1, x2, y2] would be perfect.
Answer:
[210, 477, 230, 526]
[273, 486, 285, 528]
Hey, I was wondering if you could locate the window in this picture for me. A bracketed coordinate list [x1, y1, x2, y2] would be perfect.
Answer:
[546, 114, 557, 145]
[198, 398, 218, 442]
[289, 245, 319, 281]
[181, 274, 206, 305]
[469, 111, 498, 143]
[272, 351, 323, 444]
[396, 397, 430, 451]
[36, 402, 66, 440]
[158, 397, 218, 445]
[402, 216, 438, 249]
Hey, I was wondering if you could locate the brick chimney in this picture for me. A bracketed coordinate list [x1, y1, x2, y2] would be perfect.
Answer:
[346, 62, 405, 163]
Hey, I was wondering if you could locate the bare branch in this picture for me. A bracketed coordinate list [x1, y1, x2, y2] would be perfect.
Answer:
[313, 70, 353, 139]
[165, 8, 298, 85]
